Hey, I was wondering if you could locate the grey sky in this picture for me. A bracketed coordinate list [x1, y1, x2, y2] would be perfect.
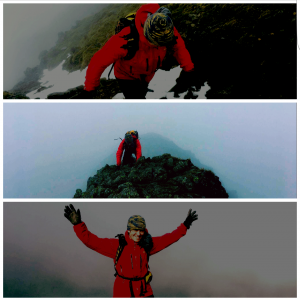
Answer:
[3, 202, 296, 297]
[3, 103, 296, 198]
[3, 4, 107, 90]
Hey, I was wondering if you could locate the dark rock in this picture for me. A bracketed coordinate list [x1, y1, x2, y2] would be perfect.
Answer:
[163, 3, 296, 99]
[3, 91, 29, 99]
[74, 189, 83, 198]
[9, 65, 45, 96]
[46, 79, 122, 99]
[74, 153, 228, 198]
[36, 85, 54, 93]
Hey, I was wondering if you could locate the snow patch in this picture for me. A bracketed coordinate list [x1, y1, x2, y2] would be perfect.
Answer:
[113, 66, 210, 99]
[26, 61, 209, 99]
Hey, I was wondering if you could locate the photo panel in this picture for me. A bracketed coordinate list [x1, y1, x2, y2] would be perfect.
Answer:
[3, 202, 296, 297]
[3, 102, 296, 199]
[3, 3, 296, 100]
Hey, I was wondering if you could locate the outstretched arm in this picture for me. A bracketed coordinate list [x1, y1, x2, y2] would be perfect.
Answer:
[64, 204, 118, 259]
[150, 209, 198, 255]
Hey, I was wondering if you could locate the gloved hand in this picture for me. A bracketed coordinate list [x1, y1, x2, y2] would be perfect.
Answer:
[116, 165, 121, 170]
[172, 70, 195, 97]
[64, 204, 82, 225]
[76, 89, 97, 99]
[183, 209, 198, 229]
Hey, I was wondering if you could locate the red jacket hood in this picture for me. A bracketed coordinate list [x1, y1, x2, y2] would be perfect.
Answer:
[135, 4, 161, 47]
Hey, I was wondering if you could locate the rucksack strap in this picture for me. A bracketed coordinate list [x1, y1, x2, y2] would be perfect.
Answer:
[114, 234, 127, 275]
[120, 23, 139, 60]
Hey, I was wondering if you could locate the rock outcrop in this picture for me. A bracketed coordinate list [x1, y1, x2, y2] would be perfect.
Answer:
[3, 91, 30, 99]
[74, 153, 228, 198]
[47, 79, 121, 99]
[168, 3, 296, 99]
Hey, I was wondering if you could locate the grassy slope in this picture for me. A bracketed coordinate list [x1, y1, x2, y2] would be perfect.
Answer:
[43, 4, 142, 72]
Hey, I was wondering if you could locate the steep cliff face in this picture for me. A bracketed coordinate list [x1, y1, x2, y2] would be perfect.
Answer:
[74, 154, 228, 198]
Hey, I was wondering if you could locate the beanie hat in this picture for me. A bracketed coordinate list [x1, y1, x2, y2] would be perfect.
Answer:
[143, 7, 174, 46]
[125, 133, 134, 145]
[127, 215, 146, 230]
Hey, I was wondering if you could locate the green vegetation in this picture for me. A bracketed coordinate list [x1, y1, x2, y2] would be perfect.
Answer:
[41, 4, 142, 72]
[74, 154, 229, 198]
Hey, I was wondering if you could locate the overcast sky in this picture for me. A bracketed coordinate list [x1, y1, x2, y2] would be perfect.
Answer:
[3, 103, 296, 198]
[3, 202, 296, 297]
[3, 4, 107, 90]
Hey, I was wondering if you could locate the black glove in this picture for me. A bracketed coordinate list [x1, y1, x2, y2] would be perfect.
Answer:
[172, 70, 195, 97]
[116, 165, 121, 170]
[76, 89, 97, 99]
[183, 209, 198, 229]
[64, 204, 82, 225]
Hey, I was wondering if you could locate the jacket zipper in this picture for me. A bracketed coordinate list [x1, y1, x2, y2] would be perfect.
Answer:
[130, 66, 132, 74]
[130, 254, 133, 269]
[146, 59, 149, 71]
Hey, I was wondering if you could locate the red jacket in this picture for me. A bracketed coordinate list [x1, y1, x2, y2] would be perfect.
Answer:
[84, 3, 194, 91]
[74, 222, 187, 297]
[116, 135, 142, 166]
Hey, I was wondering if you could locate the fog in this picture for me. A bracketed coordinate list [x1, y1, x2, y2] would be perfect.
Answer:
[3, 103, 296, 198]
[3, 4, 107, 90]
[3, 202, 296, 297]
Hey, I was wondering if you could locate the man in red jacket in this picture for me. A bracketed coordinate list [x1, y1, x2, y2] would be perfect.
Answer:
[84, 4, 195, 99]
[116, 131, 142, 167]
[64, 204, 198, 297]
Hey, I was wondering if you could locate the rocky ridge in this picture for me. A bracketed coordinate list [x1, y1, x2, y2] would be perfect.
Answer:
[74, 153, 228, 198]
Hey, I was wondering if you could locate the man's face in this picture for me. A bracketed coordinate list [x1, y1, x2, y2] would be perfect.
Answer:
[128, 229, 145, 243]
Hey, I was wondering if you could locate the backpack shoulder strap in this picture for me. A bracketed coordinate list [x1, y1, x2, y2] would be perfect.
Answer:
[120, 22, 139, 60]
[114, 234, 127, 276]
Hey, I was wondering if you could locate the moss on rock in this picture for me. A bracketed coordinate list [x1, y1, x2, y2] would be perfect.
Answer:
[74, 153, 228, 198]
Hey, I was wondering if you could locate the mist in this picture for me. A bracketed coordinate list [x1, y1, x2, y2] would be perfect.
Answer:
[4, 202, 296, 297]
[3, 103, 296, 198]
[3, 4, 108, 90]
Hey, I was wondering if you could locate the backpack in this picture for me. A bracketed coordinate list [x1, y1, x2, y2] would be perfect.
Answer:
[126, 130, 138, 139]
[108, 12, 139, 79]
[114, 130, 139, 147]
[115, 12, 139, 61]
[124, 131, 138, 152]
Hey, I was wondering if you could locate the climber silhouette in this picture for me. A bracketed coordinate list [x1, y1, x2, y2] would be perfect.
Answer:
[116, 130, 141, 168]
